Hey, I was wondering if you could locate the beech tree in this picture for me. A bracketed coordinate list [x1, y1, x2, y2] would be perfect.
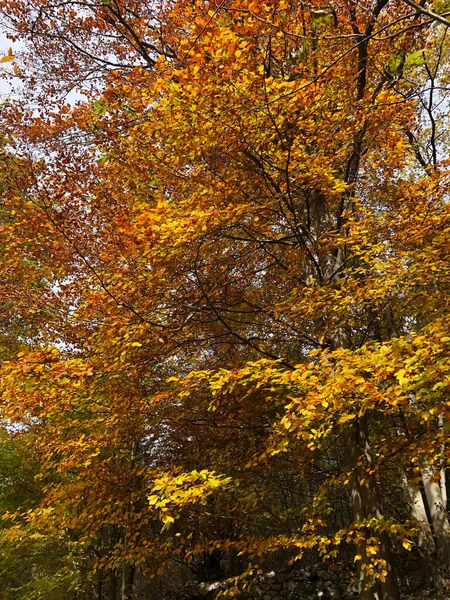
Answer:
[1, 1, 450, 600]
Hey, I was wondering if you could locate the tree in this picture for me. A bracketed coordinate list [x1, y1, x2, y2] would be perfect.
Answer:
[1, 1, 450, 600]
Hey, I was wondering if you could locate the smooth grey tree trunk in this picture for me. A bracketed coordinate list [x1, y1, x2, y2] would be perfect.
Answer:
[402, 473, 436, 554]
[422, 461, 450, 565]
[401, 471, 438, 586]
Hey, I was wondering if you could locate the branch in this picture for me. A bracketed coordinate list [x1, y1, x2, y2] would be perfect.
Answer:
[401, 0, 450, 27]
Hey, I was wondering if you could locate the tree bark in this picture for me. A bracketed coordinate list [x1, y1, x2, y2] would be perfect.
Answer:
[344, 416, 400, 600]
[403, 474, 435, 553]
[422, 461, 450, 566]
[110, 569, 117, 600]
[439, 415, 447, 512]
[401, 471, 438, 586]
[121, 563, 136, 600]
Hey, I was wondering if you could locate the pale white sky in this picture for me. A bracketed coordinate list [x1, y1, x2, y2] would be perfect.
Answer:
[0, 29, 24, 98]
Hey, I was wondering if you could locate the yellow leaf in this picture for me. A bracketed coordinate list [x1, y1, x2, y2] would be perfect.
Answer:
[161, 514, 174, 525]
[402, 540, 412, 551]
[161, 515, 175, 530]
[338, 414, 356, 424]
[1, 55, 14, 63]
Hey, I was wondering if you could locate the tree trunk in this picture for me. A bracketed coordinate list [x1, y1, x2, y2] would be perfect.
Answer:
[422, 461, 450, 566]
[439, 415, 447, 512]
[110, 569, 117, 600]
[401, 471, 438, 586]
[403, 475, 435, 553]
[344, 416, 400, 600]
[121, 563, 135, 600]
[329, 325, 399, 600]
[440, 467, 447, 512]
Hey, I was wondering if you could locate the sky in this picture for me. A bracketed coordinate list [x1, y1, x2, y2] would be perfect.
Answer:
[0, 29, 23, 98]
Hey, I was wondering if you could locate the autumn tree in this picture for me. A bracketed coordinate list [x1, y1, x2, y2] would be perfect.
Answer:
[1, 2, 450, 600]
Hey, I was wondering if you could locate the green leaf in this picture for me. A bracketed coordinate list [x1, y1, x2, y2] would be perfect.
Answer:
[388, 53, 403, 72]
[405, 50, 424, 67]
[92, 100, 109, 116]
[311, 13, 332, 27]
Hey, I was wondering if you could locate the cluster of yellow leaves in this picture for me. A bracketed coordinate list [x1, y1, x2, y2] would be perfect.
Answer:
[148, 470, 233, 529]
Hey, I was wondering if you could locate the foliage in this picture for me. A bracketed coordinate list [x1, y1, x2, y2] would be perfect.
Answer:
[0, 1, 450, 599]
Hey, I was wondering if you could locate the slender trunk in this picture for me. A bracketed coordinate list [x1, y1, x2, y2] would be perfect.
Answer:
[401, 471, 438, 586]
[110, 569, 117, 600]
[396, 408, 449, 572]
[402, 473, 435, 554]
[439, 415, 447, 511]
[440, 468, 447, 511]
[121, 563, 135, 600]
[422, 461, 450, 564]
[344, 416, 400, 600]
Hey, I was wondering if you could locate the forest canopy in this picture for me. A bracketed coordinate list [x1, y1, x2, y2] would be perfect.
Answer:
[0, 1, 450, 599]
